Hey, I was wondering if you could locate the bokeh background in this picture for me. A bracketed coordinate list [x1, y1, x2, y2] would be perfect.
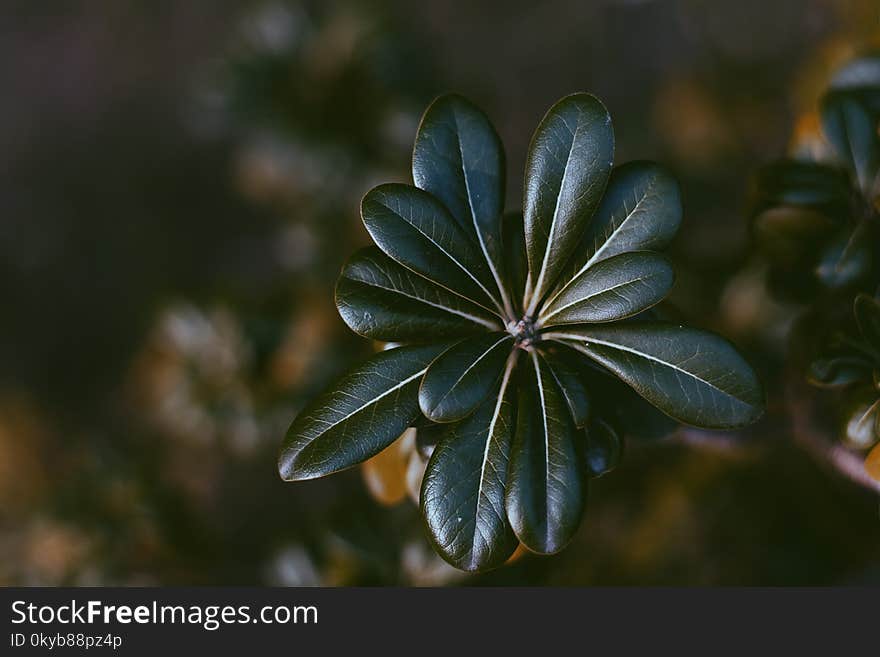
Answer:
[3, 0, 880, 585]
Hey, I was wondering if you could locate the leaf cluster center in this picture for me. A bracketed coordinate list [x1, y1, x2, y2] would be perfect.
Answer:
[508, 317, 539, 349]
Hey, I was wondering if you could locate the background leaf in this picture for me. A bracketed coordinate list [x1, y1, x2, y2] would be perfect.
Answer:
[421, 359, 519, 571]
[821, 90, 880, 193]
[809, 356, 872, 388]
[279, 344, 448, 481]
[855, 293, 880, 347]
[585, 418, 624, 478]
[539, 251, 673, 327]
[553, 323, 765, 429]
[815, 220, 873, 289]
[336, 246, 501, 341]
[752, 206, 839, 266]
[505, 351, 587, 554]
[419, 333, 513, 422]
[831, 53, 880, 97]
[523, 93, 614, 316]
[753, 160, 851, 217]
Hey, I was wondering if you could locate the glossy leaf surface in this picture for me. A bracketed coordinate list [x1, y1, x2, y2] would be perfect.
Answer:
[554, 323, 765, 429]
[279, 344, 448, 481]
[282, 92, 768, 571]
[361, 183, 500, 311]
[540, 251, 673, 327]
[552, 161, 681, 304]
[523, 93, 614, 315]
[336, 247, 501, 341]
[506, 352, 586, 554]
[412, 94, 508, 306]
[419, 333, 513, 422]
[540, 344, 591, 428]
[421, 360, 519, 571]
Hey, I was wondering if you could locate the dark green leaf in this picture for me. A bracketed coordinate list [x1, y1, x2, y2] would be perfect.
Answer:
[615, 388, 680, 441]
[539, 252, 673, 327]
[551, 323, 765, 429]
[821, 90, 880, 193]
[753, 206, 839, 265]
[421, 358, 519, 571]
[554, 161, 681, 299]
[415, 421, 447, 460]
[815, 221, 873, 289]
[412, 95, 510, 312]
[753, 160, 851, 215]
[540, 344, 591, 428]
[578, 361, 680, 441]
[419, 333, 513, 422]
[502, 211, 528, 314]
[336, 247, 502, 341]
[585, 418, 623, 477]
[855, 293, 880, 347]
[279, 344, 448, 481]
[410, 413, 439, 429]
[506, 351, 587, 554]
[361, 183, 502, 312]
[523, 93, 614, 316]
[809, 356, 872, 388]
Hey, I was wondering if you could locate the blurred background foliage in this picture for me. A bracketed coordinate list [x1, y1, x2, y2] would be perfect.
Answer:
[2, 0, 880, 585]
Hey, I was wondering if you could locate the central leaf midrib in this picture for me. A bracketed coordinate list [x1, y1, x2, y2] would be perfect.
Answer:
[376, 197, 499, 311]
[531, 351, 553, 545]
[558, 334, 751, 404]
[585, 174, 660, 271]
[542, 271, 657, 322]
[296, 367, 427, 460]
[451, 107, 512, 319]
[469, 351, 516, 567]
[346, 267, 500, 329]
[529, 115, 584, 315]
[541, 173, 660, 314]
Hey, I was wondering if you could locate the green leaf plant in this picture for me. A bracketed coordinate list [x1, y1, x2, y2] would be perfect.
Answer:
[751, 53, 880, 302]
[752, 53, 880, 481]
[279, 93, 765, 571]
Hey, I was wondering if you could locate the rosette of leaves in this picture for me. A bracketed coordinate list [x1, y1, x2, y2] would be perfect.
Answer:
[751, 54, 880, 302]
[279, 92, 765, 571]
